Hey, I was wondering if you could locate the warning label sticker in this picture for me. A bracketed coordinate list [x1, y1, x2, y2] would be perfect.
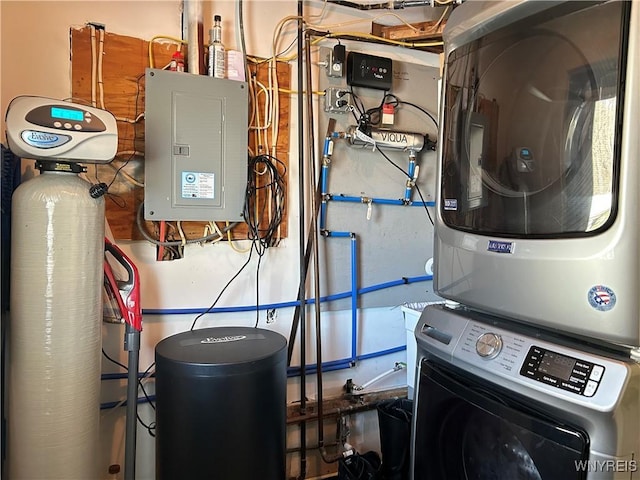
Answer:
[181, 172, 215, 199]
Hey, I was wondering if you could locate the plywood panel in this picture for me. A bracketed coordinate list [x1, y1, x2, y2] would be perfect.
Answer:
[70, 26, 289, 244]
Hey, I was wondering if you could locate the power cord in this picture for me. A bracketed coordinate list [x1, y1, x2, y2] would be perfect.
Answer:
[189, 249, 254, 331]
[344, 90, 436, 226]
[375, 148, 434, 226]
[101, 349, 157, 437]
[244, 154, 287, 252]
[244, 153, 287, 328]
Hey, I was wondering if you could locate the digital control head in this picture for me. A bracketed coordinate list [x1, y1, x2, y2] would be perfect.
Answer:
[5, 96, 118, 164]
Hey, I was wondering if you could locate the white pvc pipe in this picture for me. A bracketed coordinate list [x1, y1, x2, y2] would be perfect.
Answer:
[184, 0, 203, 74]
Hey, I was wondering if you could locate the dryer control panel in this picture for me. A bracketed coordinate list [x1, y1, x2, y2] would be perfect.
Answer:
[520, 346, 604, 397]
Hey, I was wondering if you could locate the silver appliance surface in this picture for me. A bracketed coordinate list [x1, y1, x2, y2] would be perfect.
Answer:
[433, 0, 640, 347]
[412, 304, 640, 480]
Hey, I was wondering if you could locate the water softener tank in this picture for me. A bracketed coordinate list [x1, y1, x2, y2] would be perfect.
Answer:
[155, 326, 287, 480]
[9, 168, 104, 479]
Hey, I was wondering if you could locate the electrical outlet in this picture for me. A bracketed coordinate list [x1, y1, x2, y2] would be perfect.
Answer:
[324, 87, 350, 114]
[326, 45, 346, 78]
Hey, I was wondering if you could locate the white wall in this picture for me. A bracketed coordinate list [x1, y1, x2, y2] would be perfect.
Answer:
[1, 1, 442, 478]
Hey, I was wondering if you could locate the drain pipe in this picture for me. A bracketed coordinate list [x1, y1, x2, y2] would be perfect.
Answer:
[304, 31, 327, 462]
[296, 2, 308, 479]
[183, 0, 205, 74]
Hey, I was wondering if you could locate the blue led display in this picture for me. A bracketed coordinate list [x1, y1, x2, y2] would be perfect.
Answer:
[51, 106, 84, 122]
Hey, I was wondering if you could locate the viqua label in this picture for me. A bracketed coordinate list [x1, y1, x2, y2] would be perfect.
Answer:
[588, 285, 616, 311]
[201, 335, 247, 344]
[21, 130, 70, 149]
[487, 240, 514, 254]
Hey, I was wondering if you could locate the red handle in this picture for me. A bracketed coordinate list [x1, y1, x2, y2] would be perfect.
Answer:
[104, 238, 142, 332]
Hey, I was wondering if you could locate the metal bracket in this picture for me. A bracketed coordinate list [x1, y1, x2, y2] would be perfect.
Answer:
[324, 87, 351, 113]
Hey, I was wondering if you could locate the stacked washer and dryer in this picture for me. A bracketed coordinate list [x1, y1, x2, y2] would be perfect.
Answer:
[412, 1, 640, 479]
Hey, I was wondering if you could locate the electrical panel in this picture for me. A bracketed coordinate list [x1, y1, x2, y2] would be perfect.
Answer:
[144, 69, 248, 221]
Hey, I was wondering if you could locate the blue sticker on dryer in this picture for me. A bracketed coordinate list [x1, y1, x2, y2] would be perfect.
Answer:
[487, 240, 514, 254]
[588, 285, 616, 311]
[444, 199, 458, 211]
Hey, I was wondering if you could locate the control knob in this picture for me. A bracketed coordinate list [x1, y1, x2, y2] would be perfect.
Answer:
[476, 332, 502, 359]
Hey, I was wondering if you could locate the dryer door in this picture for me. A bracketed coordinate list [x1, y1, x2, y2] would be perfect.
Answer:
[413, 360, 589, 480]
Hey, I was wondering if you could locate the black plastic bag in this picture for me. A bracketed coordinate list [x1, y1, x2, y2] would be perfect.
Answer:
[337, 451, 383, 480]
[377, 399, 414, 480]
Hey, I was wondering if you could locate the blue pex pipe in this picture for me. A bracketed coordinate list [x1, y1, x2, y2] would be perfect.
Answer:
[101, 273, 432, 408]
[142, 274, 433, 316]
[405, 159, 416, 202]
[329, 195, 435, 207]
[316, 230, 357, 361]
[100, 344, 406, 409]
[101, 344, 406, 383]
[106, 275, 432, 380]
[322, 137, 332, 157]
[350, 235, 357, 362]
[324, 231, 351, 238]
[320, 164, 329, 230]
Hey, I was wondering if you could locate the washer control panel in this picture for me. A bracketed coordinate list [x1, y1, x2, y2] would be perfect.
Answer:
[520, 346, 604, 397]
[420, 308, 632, 410]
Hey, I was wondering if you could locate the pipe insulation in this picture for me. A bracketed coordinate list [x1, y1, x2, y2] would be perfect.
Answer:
[184, 0, 204, 75]
[8, 171, 104, 479]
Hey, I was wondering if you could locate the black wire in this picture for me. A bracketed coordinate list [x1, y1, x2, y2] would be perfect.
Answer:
[106, 73, 146, 190]
[107, 194, 127, 209]
[363, 90, 391, 126]
[349, 88, 366, 116]
[254, 253, 262, 328]
[376, 148, 434, 225]
[138, 362, 156, 411]
[376, 148, 412, 178]
[396, 100, 438, 129]
[243, 154, 287, 328]
[101, 349, 159, 435]
[244, 154, 287, 253]
[136, 411, 156, 437]
[341, 90, 437, 225]
[102, 348, 128, 371]
[413, 182, 435, 226]
[190, 249, 254, 331]
[137, 361, 156, 436]
[350, 92, 438, 134]
[347, 88, 367, 126]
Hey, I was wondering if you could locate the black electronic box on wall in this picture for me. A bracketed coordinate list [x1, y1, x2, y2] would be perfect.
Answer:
[346, 52, 393, 91]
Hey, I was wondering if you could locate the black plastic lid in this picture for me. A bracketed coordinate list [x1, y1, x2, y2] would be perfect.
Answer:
[156, 326, 287, 369]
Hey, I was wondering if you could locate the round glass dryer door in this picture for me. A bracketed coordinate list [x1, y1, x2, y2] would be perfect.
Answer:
[413, 361, 589, 480]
